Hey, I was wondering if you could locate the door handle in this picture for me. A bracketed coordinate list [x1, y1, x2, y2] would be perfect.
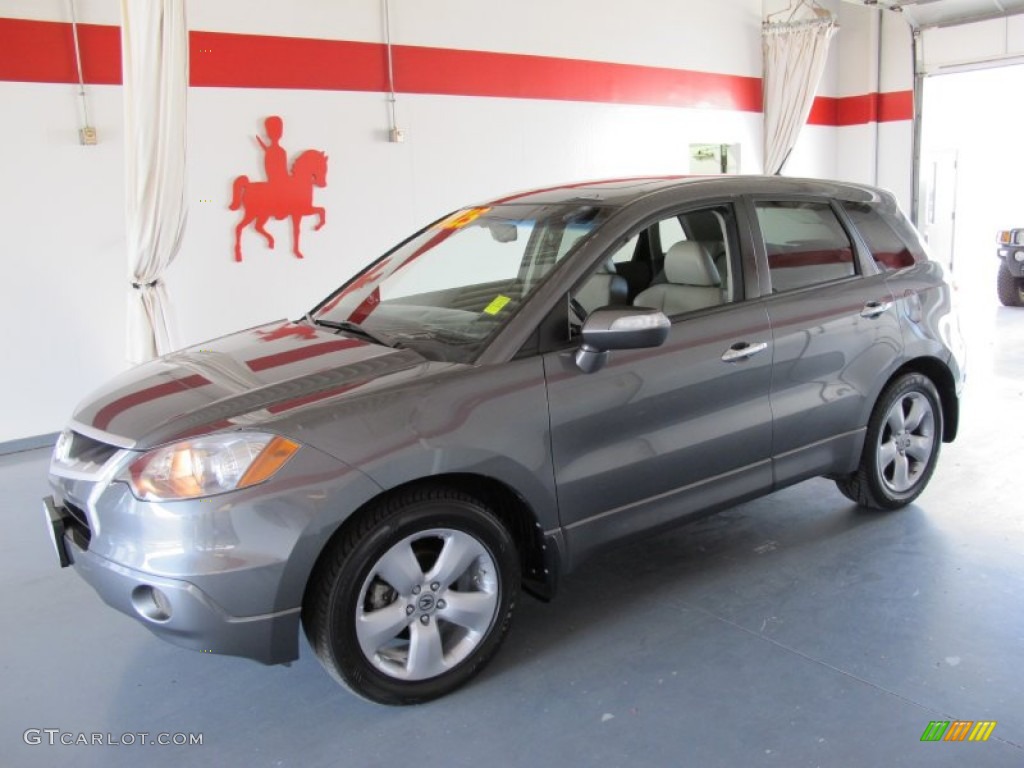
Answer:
[721, 341, 768, 363]
[860, 300, 893, 319]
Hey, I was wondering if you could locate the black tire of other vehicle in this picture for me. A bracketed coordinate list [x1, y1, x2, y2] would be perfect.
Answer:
[302, 488, 519, 705]
[997, 263, 1024, 307]
[835, 373, 943, 510]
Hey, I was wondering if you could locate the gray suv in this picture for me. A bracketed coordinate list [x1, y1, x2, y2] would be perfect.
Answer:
[44, 177, 965, 704]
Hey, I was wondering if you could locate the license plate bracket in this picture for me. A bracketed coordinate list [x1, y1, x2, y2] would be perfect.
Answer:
[43, 496, 71, 568]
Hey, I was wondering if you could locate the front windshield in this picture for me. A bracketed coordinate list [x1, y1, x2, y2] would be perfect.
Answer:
[314, 202, 609, 362]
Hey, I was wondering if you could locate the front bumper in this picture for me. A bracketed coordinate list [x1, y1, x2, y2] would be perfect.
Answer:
[997, 248, 1024, 277]
[43, 432, 383, 667]
[45, 495, 301, 664]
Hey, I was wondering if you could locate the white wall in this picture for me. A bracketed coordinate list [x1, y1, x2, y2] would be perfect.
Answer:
[4, 0, 921, 442]
[3, 0, 898, 443]
[762, 1, 914, 210]
[0, 0, 768, 443]
[834, 5, 882, 189]
[830, 5, 914, 211]
[877, 11, 914, 209]
[175, 89, 763, 349]
[0, 82, 126, 443]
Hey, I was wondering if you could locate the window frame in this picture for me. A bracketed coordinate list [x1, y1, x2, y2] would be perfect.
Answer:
[600, 201, 746, 315]
[526, 199, 747, 355]
[743, 194, 880, 296]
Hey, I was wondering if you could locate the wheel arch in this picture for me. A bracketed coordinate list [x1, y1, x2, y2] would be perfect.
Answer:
[302, 473, 559, 612]
[886, 357, 959, 442]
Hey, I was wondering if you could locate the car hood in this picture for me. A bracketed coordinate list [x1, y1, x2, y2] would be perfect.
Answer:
[70, 320, 434, 450]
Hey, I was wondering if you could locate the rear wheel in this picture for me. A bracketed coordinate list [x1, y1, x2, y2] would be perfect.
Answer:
[835, 373, 943, 510]
[997, 263, 1024, 307]
[302, 488, 519, 705]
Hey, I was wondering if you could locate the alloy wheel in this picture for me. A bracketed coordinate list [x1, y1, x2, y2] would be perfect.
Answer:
[876, 391, 935, 494]
[355, 528, 500, 681]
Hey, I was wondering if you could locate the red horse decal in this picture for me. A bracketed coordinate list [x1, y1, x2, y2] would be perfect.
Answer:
[229, 116, 328, 261]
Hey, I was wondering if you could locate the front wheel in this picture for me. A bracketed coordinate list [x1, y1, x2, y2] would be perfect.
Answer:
[997, 263, 1024, 307]
[835, 373, 943, 510]
[302, 488, 519, 704]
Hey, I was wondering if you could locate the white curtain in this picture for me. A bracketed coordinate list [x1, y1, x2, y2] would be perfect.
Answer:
[762, 16, 838, 175]
[121, 0, 188, 363]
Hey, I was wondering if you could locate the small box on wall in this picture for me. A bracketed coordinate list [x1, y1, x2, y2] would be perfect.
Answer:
[690, 143, 740, 175]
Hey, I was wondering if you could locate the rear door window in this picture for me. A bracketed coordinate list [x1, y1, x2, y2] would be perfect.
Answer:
[754, 201, 857, 292]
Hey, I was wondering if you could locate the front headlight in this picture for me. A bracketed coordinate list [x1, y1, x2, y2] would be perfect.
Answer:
[123, 432, 301, 502]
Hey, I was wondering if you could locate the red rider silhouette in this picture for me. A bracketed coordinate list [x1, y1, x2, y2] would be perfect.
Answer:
[230, 115, 328, 262]
[254, 322, 318, 342]
[255, 116, 287, 187]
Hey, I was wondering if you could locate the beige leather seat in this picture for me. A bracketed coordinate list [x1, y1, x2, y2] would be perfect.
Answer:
[633, 241, 722, 315]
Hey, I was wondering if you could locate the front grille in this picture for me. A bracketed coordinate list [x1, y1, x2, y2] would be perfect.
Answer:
[63, 501, 92, 549]
[67, 432, 119, 466]
[52, 430, 122, 479]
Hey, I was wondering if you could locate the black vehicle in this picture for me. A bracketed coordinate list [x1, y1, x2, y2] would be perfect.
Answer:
[997, 229, 1024, 306]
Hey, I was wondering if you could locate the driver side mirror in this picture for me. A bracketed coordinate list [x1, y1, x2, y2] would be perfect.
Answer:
[575, 306, 670, 373]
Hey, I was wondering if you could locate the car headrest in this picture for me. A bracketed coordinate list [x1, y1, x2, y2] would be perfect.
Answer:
[596, 256, 617, 275]
[664, 241, 721, 287]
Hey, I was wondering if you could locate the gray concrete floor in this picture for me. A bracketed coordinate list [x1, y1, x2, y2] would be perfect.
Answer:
[2, 303, 1022, 768]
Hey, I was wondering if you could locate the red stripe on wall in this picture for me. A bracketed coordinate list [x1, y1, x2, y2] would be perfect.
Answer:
[808, 90, 913, 126]
[191, 30, 762, 111]
[190, 30, 390, 91]
[0, 18, 120, 84]
[0, 17, 912, 125]
[807, 96, 839, 126]
[878, 90, 913, 122]
[391, 45, 762, 111]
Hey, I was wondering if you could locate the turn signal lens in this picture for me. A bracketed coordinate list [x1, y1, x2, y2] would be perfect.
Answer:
[239, 436, 301, 487]
[124, 433, 300, 502]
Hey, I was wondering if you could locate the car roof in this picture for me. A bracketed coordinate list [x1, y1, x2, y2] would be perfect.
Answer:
[483, 175, 885, 207]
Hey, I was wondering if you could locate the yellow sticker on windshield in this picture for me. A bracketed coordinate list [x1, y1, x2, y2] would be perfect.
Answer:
[436, 207, 491, 230]
[483, 295, 511, 315]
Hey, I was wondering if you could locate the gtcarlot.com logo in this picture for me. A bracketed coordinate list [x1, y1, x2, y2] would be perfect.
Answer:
[23, 729, 203, 747]
[920, 720, 997, 742]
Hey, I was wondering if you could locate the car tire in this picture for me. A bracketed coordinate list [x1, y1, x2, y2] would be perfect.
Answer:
[835, 373, 943, 510]
[302, 487, 519, 705]
[997, 263, 1024, 307]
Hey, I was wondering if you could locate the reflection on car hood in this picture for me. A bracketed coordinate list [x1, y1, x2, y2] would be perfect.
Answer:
[70, 320, 430, 450]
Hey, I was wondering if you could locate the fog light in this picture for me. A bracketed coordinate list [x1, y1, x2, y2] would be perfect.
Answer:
[999, 249, 1009, 257]
[131, 585, 172, 622]
[1015, 252, 1024, 262]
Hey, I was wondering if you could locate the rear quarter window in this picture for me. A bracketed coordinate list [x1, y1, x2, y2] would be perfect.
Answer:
[841, 202, 921, 271]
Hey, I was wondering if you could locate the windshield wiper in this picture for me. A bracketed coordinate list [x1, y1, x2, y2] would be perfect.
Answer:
[307, 315, 396, 348]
